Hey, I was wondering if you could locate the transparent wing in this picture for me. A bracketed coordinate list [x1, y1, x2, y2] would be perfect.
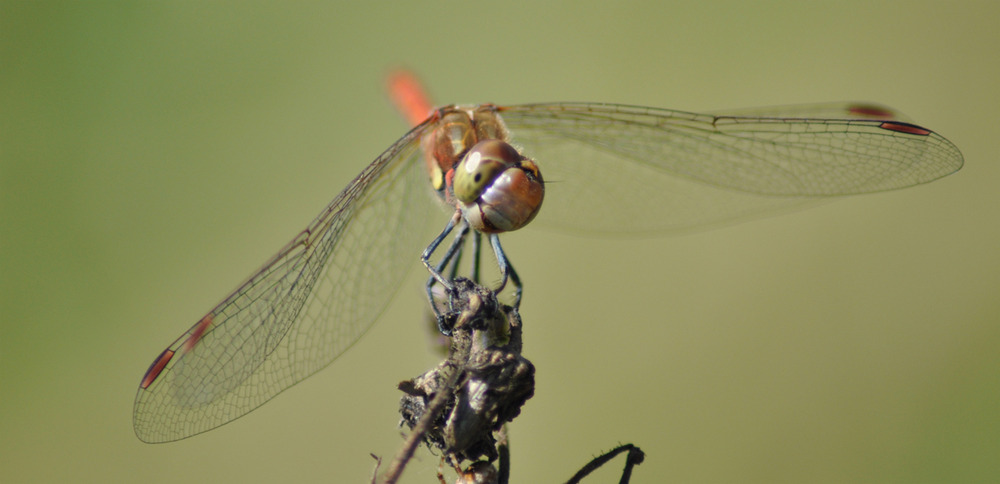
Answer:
[133, 124, 442, 443]
[498, 102, 963, 233]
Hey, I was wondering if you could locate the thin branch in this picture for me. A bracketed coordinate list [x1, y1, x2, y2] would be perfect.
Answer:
[564, 444, 646, 484]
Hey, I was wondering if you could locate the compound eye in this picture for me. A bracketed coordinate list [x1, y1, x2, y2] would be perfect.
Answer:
[453, 139, 544, 233]
[453, 140, 521, 204]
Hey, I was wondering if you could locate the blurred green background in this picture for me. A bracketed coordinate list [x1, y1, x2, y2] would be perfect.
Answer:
[2, 1, 997, 483]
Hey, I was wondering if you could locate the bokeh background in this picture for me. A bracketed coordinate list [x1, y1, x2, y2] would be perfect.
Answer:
[2, 1, 997, 482]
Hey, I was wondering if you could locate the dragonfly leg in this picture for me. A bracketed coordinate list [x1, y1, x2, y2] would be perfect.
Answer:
[423, 211, 471, 334]
[507, 259, 522, 309]
[445, 231, 465, 282]
[470, 231, 482, 283]
[422, 211, 461, 287]
[432, 222, 469, 286]
[489, 234, 523, 309]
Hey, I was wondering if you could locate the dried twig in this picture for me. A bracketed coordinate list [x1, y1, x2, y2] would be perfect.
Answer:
[380, 278, 644, 483]
[381, 279, 534, 484]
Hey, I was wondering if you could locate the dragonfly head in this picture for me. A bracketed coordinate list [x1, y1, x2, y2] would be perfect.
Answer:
[453, 139, 544, 233]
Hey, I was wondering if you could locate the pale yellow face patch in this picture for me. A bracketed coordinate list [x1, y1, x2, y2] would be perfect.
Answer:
[454, 149, 506, 205]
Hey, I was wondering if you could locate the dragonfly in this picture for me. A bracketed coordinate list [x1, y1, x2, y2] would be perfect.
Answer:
[133, 70, 963, 443]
